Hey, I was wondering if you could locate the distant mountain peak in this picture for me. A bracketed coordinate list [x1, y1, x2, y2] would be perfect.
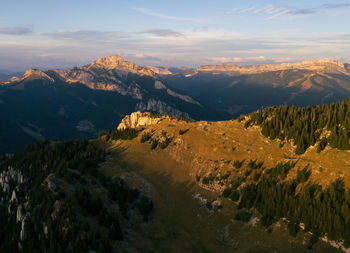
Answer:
[86, 55, 156, 77]
[3, 68, 54, 84]
[196, 58, 349, 75]
[88, 55, 129, 69]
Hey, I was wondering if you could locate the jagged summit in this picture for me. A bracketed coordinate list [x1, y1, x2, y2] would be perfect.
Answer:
[85, 55, 156, 77]
[117, 111, 169, 130]
[196, 59, 349, 75]
[22, 69, 52, 80]
[2, 68, 54, 84]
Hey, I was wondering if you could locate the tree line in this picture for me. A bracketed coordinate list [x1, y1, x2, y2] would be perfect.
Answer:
[244, 98, 350, 154]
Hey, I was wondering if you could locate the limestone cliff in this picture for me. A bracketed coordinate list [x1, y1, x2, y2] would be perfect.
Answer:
[117, 111, 169, 130]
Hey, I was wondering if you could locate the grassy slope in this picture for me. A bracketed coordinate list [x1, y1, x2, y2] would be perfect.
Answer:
[97, 117, 348, 252]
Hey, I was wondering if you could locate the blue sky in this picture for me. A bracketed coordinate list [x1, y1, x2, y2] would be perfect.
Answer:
[1, 0, 350, 71]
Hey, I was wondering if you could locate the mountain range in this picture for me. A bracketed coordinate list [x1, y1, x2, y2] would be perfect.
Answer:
[163, 59, 350, 116]
[1, 56, 350, 153]
[0, 55, 220, 153]
[2, 55, 350, 252]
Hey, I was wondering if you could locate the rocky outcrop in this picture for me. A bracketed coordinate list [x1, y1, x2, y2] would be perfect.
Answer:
[117, 111, 168, 130]
[147, 66, 195, 76]
[195, 59, 349, 75]
[87, 55, 157, 77]
[2, 69, 54, 85]
[0, 167, 24, 196]
[147, 66, 173, 75]
[135, 100, 191, 119]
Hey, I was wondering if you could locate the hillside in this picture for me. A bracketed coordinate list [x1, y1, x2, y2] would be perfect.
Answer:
[0, 56, 220, 154]
[95, 108, 350, 252]
[164, 59, 350, 117]
[2, 105, 350, 252]
[0, 140, 154, 252]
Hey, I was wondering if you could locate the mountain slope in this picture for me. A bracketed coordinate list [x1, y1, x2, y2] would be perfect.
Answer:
[0, 140, 154, 252]
[164, 59, 350, 118]
[0, 55, 220, 154]
[2, 102, 350, 252]
[96, 110, 350, 252]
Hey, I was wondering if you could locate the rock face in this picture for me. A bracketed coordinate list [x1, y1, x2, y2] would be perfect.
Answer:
[147, 66, 173, 75]
[195, 59, 349, 75]
[117, 111, 167, 130]
[87, 55, 157, 77]
[2, 69, 54, 85]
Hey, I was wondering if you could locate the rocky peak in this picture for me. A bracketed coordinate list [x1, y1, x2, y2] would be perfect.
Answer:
[117, 111, 169, 130]
[24, 69, 54, 81]
[5, 69, 55, 84]
[89, 55, 129, 69]
[86, 55, 157, 77]
[196, 59, 348, 75]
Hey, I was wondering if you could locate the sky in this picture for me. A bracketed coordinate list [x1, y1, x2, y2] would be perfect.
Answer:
[0, 0, 350, 71]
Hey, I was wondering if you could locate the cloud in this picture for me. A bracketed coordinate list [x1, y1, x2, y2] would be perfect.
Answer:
[208, 56, 294, 65]
[0, 26, 33, 35]
[140, 28, 182, 37]
[135, 7, 207, 23]
[129, 53, 161, 61]
[239, 6, 256, 14]
[42, 30, 127, 42]
[209, 57, 243, 63]
[2, 27, 350, 70]
[223, 3, 350, 19]
[323, 3, 350, 9]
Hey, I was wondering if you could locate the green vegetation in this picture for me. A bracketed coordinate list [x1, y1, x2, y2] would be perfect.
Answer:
[202, 174, 215, 185]
[150, 139, 158, 150]
[158, 136, 173, 149]
[101, 128, 140, 141]
[238, 174, 350, 245]
[245, 98, 350, 154]
[178, 129, 189, 135]
[234, 211, 252, 222]
[287, 220, 300, 237]
[75, 186, 103, 216]
[317, 137, 328, 153]
[233, 159, 245, 169]
[140, 132, 152, 143]
[265, 161, 296, 180]
[248, 159, 264, 170]
[222, 187, 239, 201]
[222, 188, 233, 197]
[0, 139, 153, 252]
[296, 166, 311, 183]
[145, 132, 173, 150]
[137, 196, 154, 221]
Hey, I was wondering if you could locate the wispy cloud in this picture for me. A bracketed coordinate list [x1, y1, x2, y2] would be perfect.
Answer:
[323, 3, 350, 9]
[140, 28, 182, 37]
[222, 3, 350, 19]
[41, 30, 127, 42]
[135, 7, 207, 23]
[0, 26, 33, 35]
[124, 53, 161, 62]
[2, 27, 350, 70]
[208, 56, 293, 65]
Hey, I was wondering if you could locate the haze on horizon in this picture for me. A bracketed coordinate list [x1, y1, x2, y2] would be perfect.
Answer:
[1, 0, 350, 72]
